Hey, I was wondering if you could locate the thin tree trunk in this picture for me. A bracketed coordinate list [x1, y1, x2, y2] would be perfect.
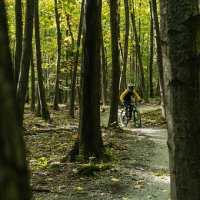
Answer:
[148, 0, 154, 98]
[0, 1, 31, 198]
[64, 28, 70, 105]
[100, 21, 108, 106]
[17, 0, 34, 127]
[14, 0, 23, 88]
[69, 0, 85, 118]
[151, 0, 165, 117]
[36, 85, 41, 116]
[53, 0, 62, 110]
[108, 0, 121, 126]
[66, 14, 75, 105]
[34, 0, 50, 121]
[130, 2, 145, 97]
[130, 25, 136, 83]
[119, 41, 124, 63]
[79, 0, 104, 159]
[120, 0, 129, 92]
[30, 52, 35, 112]
[66, 14, 75, 47]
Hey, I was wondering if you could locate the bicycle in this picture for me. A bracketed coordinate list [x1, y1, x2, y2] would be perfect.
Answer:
[120, 103, 142, 128]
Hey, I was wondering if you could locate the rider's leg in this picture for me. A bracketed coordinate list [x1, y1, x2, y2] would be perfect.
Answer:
[129, 104, 133, 119]
[124, 101, 129, 118]
[125, 101, 131, 120]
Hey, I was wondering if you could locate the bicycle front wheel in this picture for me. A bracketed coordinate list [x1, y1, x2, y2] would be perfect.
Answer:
[133, 109, 142, 128]
[120, 109, 128, 127]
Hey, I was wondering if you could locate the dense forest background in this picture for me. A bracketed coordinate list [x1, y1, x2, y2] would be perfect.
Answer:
[6, 0, 159, 104]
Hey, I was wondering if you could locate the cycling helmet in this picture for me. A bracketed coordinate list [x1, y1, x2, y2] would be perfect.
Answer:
[127, 83, 134, 91]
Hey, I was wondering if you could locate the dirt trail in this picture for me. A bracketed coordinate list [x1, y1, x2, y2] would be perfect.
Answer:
[121, 128, 170, 200]
[117, 104, 170, 199]
[27, 105, 170, 200]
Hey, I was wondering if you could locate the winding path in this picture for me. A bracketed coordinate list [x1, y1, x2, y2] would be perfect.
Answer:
[123, 128, 170, 200]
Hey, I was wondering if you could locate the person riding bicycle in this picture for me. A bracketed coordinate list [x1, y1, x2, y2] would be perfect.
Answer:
[120, 83, 142, 120]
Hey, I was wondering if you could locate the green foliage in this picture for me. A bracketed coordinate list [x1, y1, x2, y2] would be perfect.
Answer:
[30, 157, 49, 170]
[6, 0, 156, 97]
[76, 162, 113, 176]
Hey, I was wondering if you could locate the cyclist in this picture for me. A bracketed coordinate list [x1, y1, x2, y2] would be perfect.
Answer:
[120, 83, 142, 120]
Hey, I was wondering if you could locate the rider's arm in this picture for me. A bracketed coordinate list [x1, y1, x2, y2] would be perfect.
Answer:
[133, 90, 142, 102]
[120, 89, 128, 103]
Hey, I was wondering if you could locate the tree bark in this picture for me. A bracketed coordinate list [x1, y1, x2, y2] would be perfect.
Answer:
[17, 0, 34, 127]
[53, 0, 62, 110]
[151, 0, 165, 117]
[108, 0, 121, 126]
[34, 0, 50, 121]
[79, 0, 104, 159]
[14, 0, 23, 88]
[69, 0, 85, 118]
[161, 0, 200, 199]
[0, 1, 31, 198]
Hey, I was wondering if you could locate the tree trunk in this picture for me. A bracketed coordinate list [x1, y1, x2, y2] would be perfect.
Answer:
[120, 0, 129, 93]
[30, 52, 35, 112]
[130, 24, 136, 84]
[34, 0, 50, 121]
[53, 0, 62, 110]
[36, 85, 41, 116]
[100, 21, 108, 106]
[0, 1, 31, 198]
[79, 0, 104, 159]
[151, 0, 165, 117]
[66, 14, 75, 48]
[161, 0, 200, 199]
[69, 0, 85, 118]
[130, 2, 145, 97]
[148, 0, 154, 98]
[119, 41, 124, 64]
[17, 0, 34, 127]
[108, 0, 121, 126]
[14, 0, 23, 88]
[65, 14, 75, 106]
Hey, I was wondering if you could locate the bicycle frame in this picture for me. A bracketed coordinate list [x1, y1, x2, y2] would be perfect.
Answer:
[120, 103, 142, 128]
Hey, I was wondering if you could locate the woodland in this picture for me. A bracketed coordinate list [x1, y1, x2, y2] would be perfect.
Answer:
[0, 0, 200, 200]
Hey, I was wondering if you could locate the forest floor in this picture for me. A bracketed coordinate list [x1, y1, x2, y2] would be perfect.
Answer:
[24, 103, 170, 200]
